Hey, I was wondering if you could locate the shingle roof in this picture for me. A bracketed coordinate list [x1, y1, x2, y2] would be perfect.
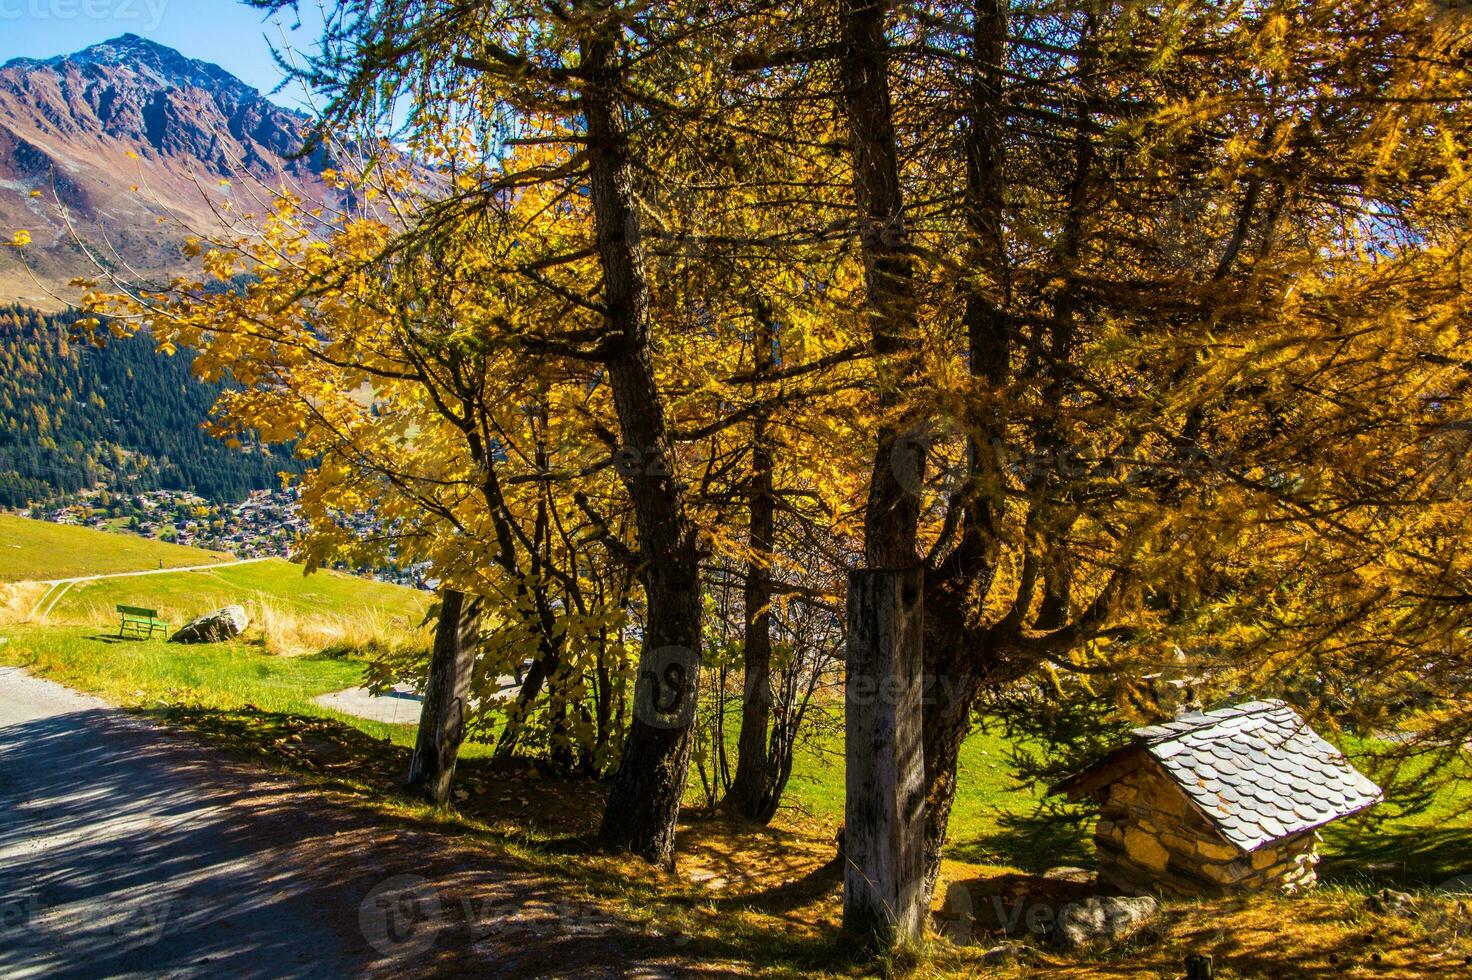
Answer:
[1132, 699, 1382, 852]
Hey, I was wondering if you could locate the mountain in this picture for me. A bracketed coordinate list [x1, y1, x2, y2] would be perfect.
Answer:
[0, 303, 303, 508]
[0, 35, 335, 307]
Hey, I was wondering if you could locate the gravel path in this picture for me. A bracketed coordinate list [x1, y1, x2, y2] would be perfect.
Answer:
[314, 676, 522, 725]
[0, 666, 376, 978]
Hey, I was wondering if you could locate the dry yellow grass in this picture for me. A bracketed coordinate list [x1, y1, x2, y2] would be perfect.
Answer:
[0, 582, 48, 626]
[3, 582, 421, 658]
[252, 601, 420, 657]
[945, 890, 1472, 978]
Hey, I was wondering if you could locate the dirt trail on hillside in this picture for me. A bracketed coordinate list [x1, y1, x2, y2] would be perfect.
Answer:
[26, 557, 273, 621]
[0, 667, 733, 978]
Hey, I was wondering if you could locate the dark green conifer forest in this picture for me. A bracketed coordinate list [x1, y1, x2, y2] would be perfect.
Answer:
[0, 304, 300, 508]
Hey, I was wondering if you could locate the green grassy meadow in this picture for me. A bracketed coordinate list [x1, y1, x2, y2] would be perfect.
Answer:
[44, 557, 428, 631]
[0, 624, 428, 746]
[0, 515, 430, 652]
[0, 513, 233, 581]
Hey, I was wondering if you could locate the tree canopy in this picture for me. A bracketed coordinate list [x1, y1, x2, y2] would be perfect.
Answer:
[79, 0, 1472, 886]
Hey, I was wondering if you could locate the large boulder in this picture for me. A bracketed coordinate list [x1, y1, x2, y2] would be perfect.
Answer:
[1051, 895, 1159, 951]
[169, 605, 249, 644]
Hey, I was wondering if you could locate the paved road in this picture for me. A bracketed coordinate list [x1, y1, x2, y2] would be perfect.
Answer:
[0, 666, 377, 978]
[0, 667, 717, 979]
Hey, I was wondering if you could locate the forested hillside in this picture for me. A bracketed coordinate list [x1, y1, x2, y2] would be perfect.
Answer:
[0, 304, 300, 507]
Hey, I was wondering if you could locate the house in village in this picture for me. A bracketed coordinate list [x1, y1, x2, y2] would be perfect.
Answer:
[1054, 699, 1381, 897]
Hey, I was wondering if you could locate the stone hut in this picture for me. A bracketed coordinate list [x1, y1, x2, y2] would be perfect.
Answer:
[1053, 699, 1381, 898]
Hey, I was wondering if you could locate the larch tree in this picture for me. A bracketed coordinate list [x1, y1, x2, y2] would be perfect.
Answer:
[243, 0, 781, 866]
[82, 158, 643, 798]
[75, 0, 1472, 902]
[728, 0, 1472, 892]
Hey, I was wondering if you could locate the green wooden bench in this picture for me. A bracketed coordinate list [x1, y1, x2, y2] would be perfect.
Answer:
[117, 605, 169, 639]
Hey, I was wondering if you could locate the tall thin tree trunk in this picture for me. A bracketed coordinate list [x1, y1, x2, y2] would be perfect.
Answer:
[841, 0, 922, 570]
[730, 315, 778, 821]
[580, 18, 703, 869]
[406, 588, 482, 805]
[919, 0, 1011, 895]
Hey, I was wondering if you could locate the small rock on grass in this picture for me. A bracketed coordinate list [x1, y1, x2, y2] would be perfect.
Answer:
[1042, 866, 1095, 884]
[1365, 888, 1418, 918]
[1051, 895, 1160, 951]
[169, 605, 249, 644]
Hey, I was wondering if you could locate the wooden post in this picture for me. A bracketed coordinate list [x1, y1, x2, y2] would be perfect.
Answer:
[1184, 952, 1214, 980]
[844, 568, 926, 945]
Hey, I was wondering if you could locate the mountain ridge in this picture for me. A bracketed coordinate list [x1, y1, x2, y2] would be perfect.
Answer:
[0, 34, 333, 307]
[2, 34, 261, 99]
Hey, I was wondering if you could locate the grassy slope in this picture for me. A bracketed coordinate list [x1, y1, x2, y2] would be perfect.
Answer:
[5, 620, 1466, 971]
[47, 558, 427, 631]
[0, 625, 416, 742]
[5, 623, 1469, 977]
[0, 514, 233, 582]
[0, 514, 428, 635]
[9, 612, 1464, 889]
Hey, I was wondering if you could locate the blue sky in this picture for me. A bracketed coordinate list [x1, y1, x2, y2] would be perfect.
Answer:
[0, 0, 324, 108]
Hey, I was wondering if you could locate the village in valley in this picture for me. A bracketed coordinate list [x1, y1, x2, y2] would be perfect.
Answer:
[9, 487, 431, 590]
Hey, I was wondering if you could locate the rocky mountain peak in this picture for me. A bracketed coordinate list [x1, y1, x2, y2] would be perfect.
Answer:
[4, 34, 261, 103]
[0, 36, 326, 307]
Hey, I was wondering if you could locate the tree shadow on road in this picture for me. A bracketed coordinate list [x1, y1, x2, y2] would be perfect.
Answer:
[0, 708, 756, 978]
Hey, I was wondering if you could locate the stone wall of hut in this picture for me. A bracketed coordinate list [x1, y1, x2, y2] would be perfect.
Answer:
[1092, 763, 1320, 898]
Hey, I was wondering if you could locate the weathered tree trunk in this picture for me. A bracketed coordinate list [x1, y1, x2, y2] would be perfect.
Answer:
[406, 588, 482, 805]
[840, 0, 921, 570]
[838, 0, 928, 943]
[581, 21, 703, 869]
[729, 314, 780, 822]
[918, 0, 1012, 896]
[844, 569, 927, 945]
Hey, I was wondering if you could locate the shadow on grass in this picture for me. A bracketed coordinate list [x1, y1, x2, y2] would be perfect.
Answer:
[136, 705, 602, 836]
[124, 704, 875, 974]
[947, 805, 1092, 873]
[1320, 818, 1472, 890]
